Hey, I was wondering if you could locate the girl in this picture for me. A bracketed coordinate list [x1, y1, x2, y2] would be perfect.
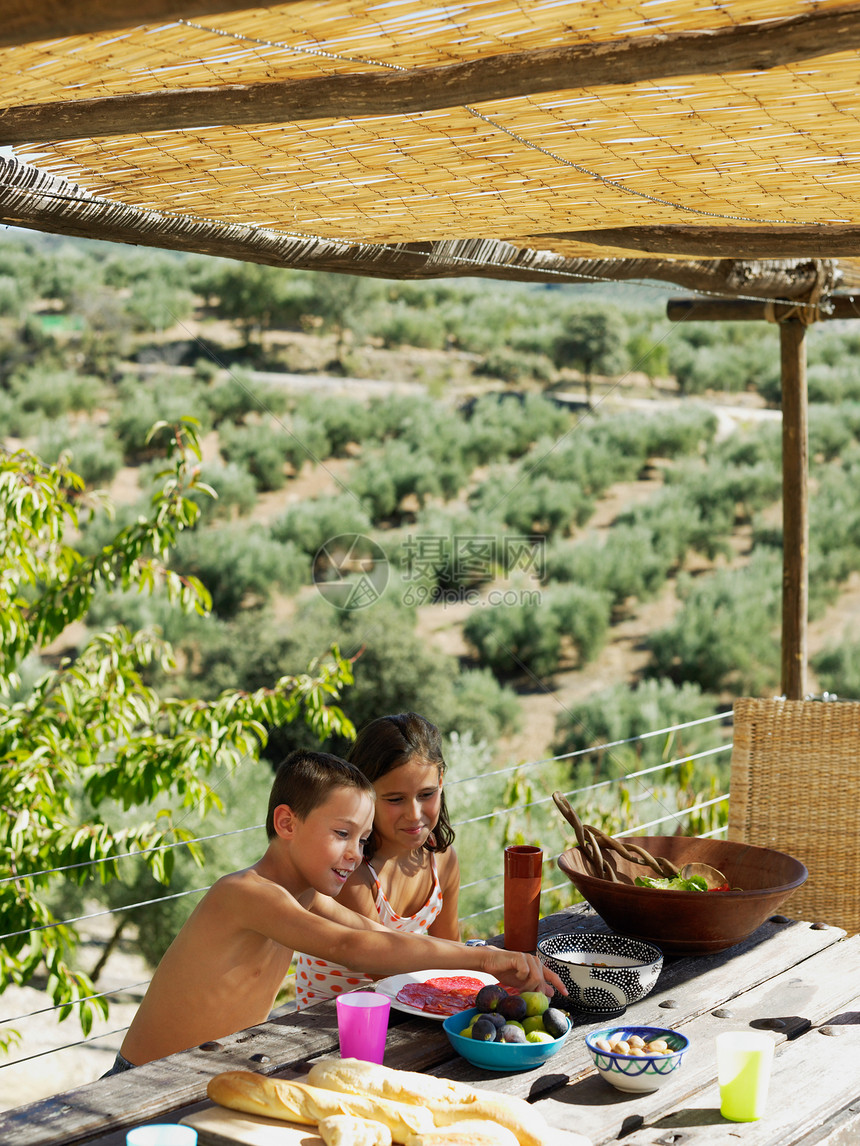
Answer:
[295, 711, 459, 1009]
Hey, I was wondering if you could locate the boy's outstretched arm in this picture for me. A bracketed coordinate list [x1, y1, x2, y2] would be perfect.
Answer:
[474, 946, 566, 998]
[305, 891, 566, 998]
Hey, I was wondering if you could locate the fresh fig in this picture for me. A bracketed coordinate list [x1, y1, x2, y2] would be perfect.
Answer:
[526, 1030, 554, 1044]
[499, 1023, 527, 1044]
[521, 990, 550, 1018]
[542, 1007, 569, 1039]
[475, 983, 508, 1012]
[497, 993, 528, 1022]
[471, 1017, 499, 1042]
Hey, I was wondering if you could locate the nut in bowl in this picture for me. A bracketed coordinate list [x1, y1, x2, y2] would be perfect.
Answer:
[586, 1025, 690, 1093]
[537, 932, 663, 1015]
[443, 1005, 571, 1072]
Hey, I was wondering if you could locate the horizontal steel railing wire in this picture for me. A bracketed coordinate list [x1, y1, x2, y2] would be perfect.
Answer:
[445, 710, 733, 790]
[452, 743, 731, 827]
[0, 711, 731, 1071]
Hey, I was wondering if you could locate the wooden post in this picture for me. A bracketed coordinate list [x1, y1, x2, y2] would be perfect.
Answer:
[780, 319, 809, 699]
[668, 296, 826, 699]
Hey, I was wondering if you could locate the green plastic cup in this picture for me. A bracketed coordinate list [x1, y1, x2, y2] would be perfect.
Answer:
[716, 1031, 774, 1121]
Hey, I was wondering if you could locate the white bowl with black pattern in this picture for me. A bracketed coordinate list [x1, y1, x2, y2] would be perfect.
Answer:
[537, 932, 663, 1015]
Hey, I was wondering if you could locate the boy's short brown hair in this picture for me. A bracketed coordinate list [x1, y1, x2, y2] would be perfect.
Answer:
[265, 748, 375, 838]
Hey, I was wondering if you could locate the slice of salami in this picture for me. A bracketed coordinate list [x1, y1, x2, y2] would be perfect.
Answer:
[423, 975, 486, 993]
[396, 977, 485, 1015]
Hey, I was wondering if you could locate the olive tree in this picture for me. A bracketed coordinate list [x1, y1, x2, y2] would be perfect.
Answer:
[552, 303, 629, 406]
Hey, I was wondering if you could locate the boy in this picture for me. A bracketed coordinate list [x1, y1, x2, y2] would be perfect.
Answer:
[107, 750, 563, 1072]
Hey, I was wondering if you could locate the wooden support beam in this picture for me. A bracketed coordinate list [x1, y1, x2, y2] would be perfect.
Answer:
[780, 320, 809, 700]
[668, 296, 817, 701]
[0, 158, 840, 301]
[535, 225, 860, 260]
[4, 4, 860, 142]
[667, 297, 860, 323]
[0, 2, 269, 49]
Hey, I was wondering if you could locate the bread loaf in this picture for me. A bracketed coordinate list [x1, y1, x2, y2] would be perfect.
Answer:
[318, 1114, 393, 1146]
[207, 1071, 433, 1142]
[309, 1058, 475, 1108]
[307, 1058, 553, 1146]
[405, 1121, 518, 1145]
[432, 1099, 553, 1146]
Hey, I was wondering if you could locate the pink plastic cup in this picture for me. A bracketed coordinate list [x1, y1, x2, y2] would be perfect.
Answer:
[336, 991, 391, 1063]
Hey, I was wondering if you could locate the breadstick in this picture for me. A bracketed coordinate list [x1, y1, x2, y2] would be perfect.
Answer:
[432, 1099, 553, 1146]
[309, 1058, 476, 1108]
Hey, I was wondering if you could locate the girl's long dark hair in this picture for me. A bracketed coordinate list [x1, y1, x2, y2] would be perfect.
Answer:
[347, 711, 454, 862]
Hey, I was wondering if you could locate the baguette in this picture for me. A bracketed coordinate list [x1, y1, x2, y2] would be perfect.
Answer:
[309, 1058, 476, 1107]
[432, 1099, 552, 1146]
[405, 1121, 518, 1146]
[207, 1071, 433, 1142]
[308, 1058, 553, 1146]
[318, 1114, 393, 1146]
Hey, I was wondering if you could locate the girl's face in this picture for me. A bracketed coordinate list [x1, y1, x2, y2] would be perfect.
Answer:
[372, 757, 443, 853]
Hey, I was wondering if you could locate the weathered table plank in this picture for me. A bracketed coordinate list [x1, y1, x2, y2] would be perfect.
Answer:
[421, 915, 846, 1101]
[0, 1009, 343, 1146]
[538, 935, 860, 1144]
[619, 1015, 860, 1144]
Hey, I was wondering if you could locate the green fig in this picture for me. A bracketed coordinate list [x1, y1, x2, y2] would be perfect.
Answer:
[526, 1030, 554, 1044]
[521, 990, 550, 1018]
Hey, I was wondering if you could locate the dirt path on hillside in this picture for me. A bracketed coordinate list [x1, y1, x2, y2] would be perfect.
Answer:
[495, 583, 682, 767]
[414, 474, 673, 763]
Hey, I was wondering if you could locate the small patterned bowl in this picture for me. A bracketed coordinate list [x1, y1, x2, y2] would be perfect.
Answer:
[585, 1025, 690, 1092]
[537, 932, 663, 1015]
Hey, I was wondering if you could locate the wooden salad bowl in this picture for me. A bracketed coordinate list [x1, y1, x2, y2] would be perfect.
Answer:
[558, 835, 808, 955]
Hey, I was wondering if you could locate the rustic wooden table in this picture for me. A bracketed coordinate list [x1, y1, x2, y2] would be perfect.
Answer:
[2, 905, 858, 1146]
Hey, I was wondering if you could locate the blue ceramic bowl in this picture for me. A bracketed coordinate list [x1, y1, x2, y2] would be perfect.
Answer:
[585, 1025, 690, 1093]
[443, 1007, 571, 1072]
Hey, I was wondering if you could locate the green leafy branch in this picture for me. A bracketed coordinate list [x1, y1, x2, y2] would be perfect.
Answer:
[0, 423, 355, 1048]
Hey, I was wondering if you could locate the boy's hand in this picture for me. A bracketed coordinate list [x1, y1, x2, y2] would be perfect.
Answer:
[483, 949, 567, 998]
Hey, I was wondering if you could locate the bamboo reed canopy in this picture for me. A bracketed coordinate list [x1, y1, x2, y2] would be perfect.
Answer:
[3, 0, 860, 303]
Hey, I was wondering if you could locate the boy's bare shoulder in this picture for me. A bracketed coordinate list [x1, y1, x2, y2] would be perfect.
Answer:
[206, 865, 298, 910]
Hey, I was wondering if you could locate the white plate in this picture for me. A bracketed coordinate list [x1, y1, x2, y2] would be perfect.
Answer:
[373, 968, 498, 1021]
